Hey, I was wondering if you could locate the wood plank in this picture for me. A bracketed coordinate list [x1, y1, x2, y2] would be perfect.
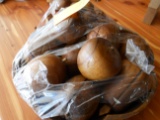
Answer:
[148, 0, 160, 9]
[143, 0, 160, 24]
[143, 7, 158, 25]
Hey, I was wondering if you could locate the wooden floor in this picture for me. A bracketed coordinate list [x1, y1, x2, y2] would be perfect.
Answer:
[0, 1, 48, 120]
[0, 0, 160, 120]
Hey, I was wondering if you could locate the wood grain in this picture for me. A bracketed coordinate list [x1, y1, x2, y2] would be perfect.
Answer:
[0, 0, 159, 120]
[0, 1, 48, 120]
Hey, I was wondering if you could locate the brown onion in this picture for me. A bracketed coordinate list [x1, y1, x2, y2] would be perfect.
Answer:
[87, 23, 120, 48]
[77, 38, 122, 80]
[66, 84, 99, 120]
[67, 74, 86, 83]
[62, 49, 80, 77]
[103, 59, 149, 112]
[23, 54, 66, 91]
[67, 75, 86, 90]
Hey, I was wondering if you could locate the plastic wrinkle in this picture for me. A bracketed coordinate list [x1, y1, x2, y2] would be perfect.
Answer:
[126, 39, 155, 74]
[48, 40, 86, 56]
[39, 0, 67, 27]
[28, 19, 71, 53]
[113, 98, 121, 105]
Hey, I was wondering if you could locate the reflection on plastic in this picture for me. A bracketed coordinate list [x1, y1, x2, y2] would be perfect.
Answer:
[126, 40, 155, 74]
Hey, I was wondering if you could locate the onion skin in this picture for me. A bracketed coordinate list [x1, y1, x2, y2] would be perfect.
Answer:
[77, 38, 122, 81]
[112, 71, 148, 112]
[98, 104, 111, 116]
[103, 59, 141, 104]
[58, 18, 86, 45]
[66, 76, 99, 120]
[67, 85, 100, 120]
[23, 12, 86, 66]
[62, 49, 80, 77]
[87, 23, 120, 48]
[103, 59, 149, 112]
[120, 59, 140, 75]
[119, 35, 150, 59]
[67, 75, 86, 83]
[87, 24, 119, 40]
[25, 54, 66, 87]
[67, 75, 86, 90]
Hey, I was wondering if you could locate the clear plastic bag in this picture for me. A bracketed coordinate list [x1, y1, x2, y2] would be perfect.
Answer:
[12, 1, 157, 120]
